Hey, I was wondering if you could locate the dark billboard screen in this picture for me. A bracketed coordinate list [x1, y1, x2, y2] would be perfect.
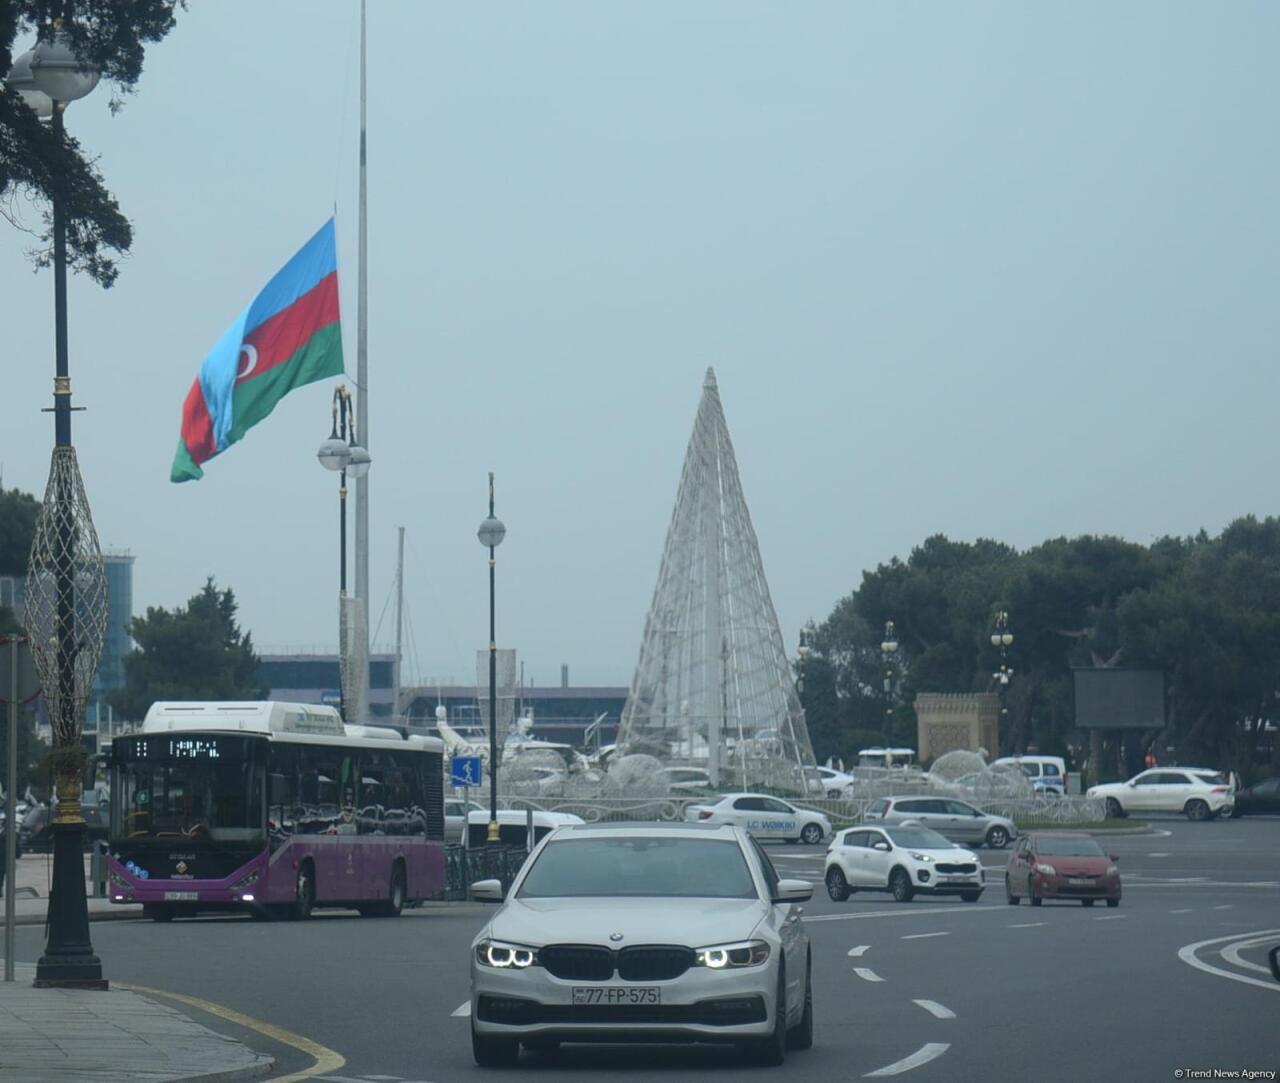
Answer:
[1073, 669, 1165, 730]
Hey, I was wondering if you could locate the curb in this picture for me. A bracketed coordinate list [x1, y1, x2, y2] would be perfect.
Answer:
[165, 1058, 274, 1083]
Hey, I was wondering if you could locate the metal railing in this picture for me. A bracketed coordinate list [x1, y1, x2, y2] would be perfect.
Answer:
[443, 844, 530, 901]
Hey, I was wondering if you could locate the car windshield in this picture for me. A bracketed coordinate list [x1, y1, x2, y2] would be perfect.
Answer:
[885, 827, 953, 849]
[1036, 837, 1105, 857]
[517, 836, 758, 899]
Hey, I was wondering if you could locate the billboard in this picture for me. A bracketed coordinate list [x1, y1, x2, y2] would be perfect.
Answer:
[1072, 668, 1165, 730]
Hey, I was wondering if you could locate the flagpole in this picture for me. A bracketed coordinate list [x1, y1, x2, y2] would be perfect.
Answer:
[353, 0, 371, 722]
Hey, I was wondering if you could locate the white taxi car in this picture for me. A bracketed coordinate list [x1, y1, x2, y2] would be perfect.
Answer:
[685, 794, 831, 845]
[1087, 768, 1234, 821]
[824, 823, 983, 903]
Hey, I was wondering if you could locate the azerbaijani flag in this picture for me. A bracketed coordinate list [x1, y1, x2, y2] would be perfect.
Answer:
[171, 219, 343, 482]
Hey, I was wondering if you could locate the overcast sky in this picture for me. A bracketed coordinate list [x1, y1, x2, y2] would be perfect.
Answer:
[3, 2, 1278, 690]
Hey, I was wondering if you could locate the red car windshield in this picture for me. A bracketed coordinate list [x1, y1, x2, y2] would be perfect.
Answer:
[1036, 837, 1105, 857]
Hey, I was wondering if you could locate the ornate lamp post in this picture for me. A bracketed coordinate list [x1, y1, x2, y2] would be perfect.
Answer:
[8, 31, 108, 988]
[476, 474, 506, 843]
[317, 385, 370, 720]
[880, 621, 899, 739]
[991, 611, 1014, 742]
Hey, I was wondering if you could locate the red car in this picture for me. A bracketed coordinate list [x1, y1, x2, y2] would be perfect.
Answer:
[1005, 832, 1121, 908]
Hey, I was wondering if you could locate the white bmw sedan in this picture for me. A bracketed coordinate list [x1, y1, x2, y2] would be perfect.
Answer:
[469, 822, 814, 1067]
[685, 793, 832, 845]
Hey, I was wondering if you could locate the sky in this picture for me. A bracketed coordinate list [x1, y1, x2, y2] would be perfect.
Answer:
[3, 2, 1278, 691]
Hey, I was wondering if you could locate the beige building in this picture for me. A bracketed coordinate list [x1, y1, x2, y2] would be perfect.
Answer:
[914, 692, 1000, 763]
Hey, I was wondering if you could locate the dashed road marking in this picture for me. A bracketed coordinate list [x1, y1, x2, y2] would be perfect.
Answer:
[1170, 909, 1194, 914]
[1095, 915, 1127, 921]
[1147, 852, 1171, 857]
[1178, 928, 1280, 993]
[451, 1000, 471, 1017]
[805, 905, 1005, 922]
[865, 1042, 951, 1076]
[901, 932, 949, 940]
[853, 967, 884, 982]
[1214, 904, 1234, 910]
[1008, 922, 1045, 928]
[848, 945, 870, 957]
[912, 999, 956, 1019]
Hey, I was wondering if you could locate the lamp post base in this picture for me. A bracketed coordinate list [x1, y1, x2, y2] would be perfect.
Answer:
[33, 819, 106, 990]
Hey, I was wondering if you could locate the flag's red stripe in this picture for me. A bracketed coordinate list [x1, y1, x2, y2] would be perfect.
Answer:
[180, 378, 218, 465]
[237, 271, 340, 386]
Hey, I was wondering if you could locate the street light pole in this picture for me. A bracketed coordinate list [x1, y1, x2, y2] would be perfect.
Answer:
[991, 611, 1014, 748]
[318, 385, 370, 720]
[880, 621, 898, 740]
[476, 475, 506, 843]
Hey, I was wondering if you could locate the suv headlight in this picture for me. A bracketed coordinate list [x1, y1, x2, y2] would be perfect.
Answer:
[475, 939, 539, 969]
[908, 852, 934, 863]
[695, 940, 770, 969]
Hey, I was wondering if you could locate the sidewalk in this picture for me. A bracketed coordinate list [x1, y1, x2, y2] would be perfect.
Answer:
[0, 965, 271, 1082]
[6, 854, 142, 925]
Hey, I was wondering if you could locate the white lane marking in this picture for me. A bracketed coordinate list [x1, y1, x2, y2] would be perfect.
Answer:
[1095, 915, 1127, 921]
[847, 945, 870, 957]
[1223, 934, 1277, 976]
[1150, 829, 1174, 837]
[1008, 922, 1045, 928]
[1170, 909, 1194, 914]
[865, 1042, 951, 1077]
[451, 1000, 472, 1017]
[853, 967, 885, 982]
[1147, 852, 1171, 857]
[901, 931, 949, 940]
[1178, 929, 1280, 993]
[1214, 904, 1235, 910]
[806, 905, 1005, 923]
[912, 999, 956, 1019]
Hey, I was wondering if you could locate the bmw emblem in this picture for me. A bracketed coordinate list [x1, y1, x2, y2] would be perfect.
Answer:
[609, 932, 624, 942]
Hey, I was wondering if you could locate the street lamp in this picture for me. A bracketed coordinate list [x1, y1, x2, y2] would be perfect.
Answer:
[477, 473, 506, 843]
[317, 384, 370, 720]
[991, 610, 1014, 739]
[795, 628, 811, 696]
[7, 31, 109, 988]
[880, 620, 899, 738]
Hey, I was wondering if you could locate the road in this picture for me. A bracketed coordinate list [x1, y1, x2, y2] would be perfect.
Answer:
[7, 816, 1279, 1082]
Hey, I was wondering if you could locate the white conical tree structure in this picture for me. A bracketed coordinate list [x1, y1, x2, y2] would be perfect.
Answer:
[618, 368, 816, 794]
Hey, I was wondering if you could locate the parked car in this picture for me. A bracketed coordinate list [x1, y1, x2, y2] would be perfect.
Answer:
[18, 802, 109, 853]
[657, 767, 715, 794]
[1004, 832, 1120, 908]
[811, 766, 856, 798]
[863, 795, 1016, 848]
[824, 824, 983, 903]
[1087, 768, 1234, 821]
[991, 755, 1068, 796]
[685, 793, 831, 845]
[468, 822, 814, 1067]
[1229, 776, 1280, 817]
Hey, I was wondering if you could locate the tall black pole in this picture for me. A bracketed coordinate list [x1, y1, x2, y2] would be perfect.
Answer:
[36, 101, 104, 989]
[487, 474, 499, 843]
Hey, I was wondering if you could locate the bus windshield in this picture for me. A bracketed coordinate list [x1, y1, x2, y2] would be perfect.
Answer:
[112, 734, 265, 843]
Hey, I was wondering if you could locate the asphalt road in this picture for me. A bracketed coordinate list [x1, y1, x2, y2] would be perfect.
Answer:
[8, 815, 1280, 1082]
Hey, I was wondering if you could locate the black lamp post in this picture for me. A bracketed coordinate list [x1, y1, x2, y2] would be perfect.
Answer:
[880, 620, 898, 739]
[317, 385, 370, 720]
[991, 611, 1014, 741]
[476, 473, 506, 843]
[7, 31, 110, 990]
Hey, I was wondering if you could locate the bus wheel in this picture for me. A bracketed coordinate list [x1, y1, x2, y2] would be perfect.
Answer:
[292, 864, 315, 921]
[386, 863, 406, 917]
[143, 904, 173, 923]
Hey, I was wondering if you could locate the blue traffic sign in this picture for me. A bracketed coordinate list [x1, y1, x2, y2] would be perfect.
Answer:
[451, 756, 483, 788]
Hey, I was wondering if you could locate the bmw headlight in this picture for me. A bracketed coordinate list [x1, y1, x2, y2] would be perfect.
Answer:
[1034, 863, 1057, 876]
[695, 940, 770, 969]
[909, 852, 934, 863]
[475, 939, 539, 969]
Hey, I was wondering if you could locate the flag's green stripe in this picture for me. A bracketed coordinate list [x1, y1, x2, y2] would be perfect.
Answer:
[226, 322, 344, 446]
[170, 435, 204, 483]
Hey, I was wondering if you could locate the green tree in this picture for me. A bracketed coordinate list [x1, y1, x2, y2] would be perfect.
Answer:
[108, 579, 263, 721]
[0, 484, 40, 633]
[1, 2, 183, 286]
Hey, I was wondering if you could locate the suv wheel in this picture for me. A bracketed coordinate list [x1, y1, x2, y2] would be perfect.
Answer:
[800, 823, 824, 846]
[986, 825, 1010, 849]
[1105, 797, 1124, 819]
[825, 866, 851, 902]
[1185, 799, 1210, 822]
[890, 867, 914, 903]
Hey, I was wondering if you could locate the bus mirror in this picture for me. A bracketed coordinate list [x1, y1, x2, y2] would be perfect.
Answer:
[269, 773, 287, 806]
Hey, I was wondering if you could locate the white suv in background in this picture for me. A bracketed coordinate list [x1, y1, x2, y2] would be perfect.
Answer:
[992, 755, 1068, 796]
[1088, 768, 1234, 821]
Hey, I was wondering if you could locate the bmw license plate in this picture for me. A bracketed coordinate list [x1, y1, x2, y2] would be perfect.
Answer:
[163, 891, 198, 901]
[572, 987, 660, 1005]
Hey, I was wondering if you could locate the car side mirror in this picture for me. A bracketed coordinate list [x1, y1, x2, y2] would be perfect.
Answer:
[873, 841, 891, 852]
[773, 878, 813, 904]
[471, 878, 505, 903]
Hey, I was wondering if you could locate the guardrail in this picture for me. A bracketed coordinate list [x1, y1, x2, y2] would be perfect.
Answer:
[443, 844, 530, 901]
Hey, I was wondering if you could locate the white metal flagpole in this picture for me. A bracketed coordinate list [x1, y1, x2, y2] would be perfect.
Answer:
[353, 0, 372, 722]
